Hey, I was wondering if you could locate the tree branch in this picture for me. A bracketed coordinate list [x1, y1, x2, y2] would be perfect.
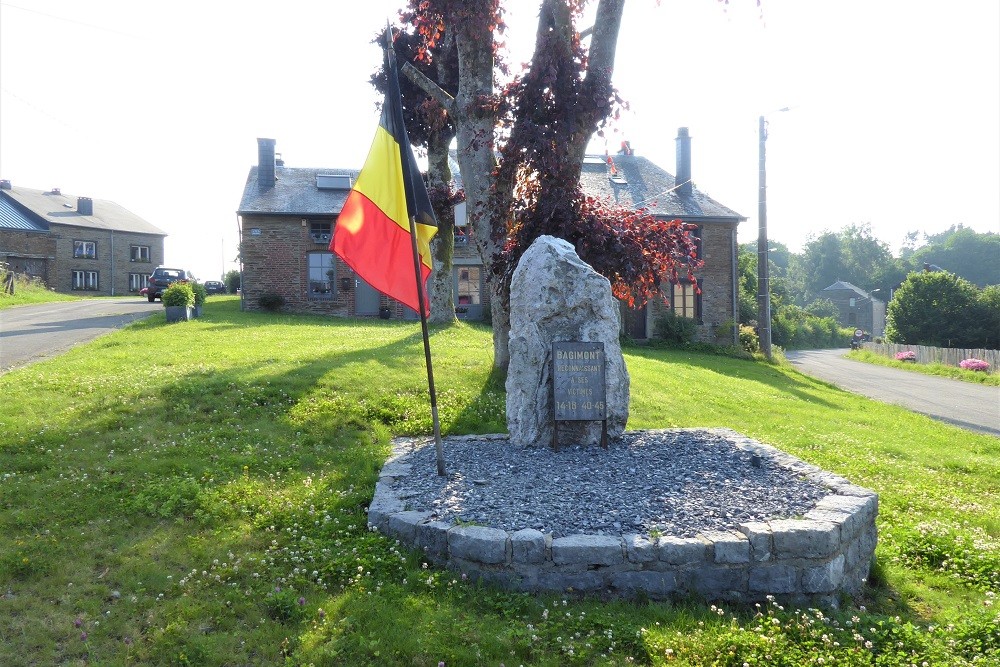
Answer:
[401, 61, 455, 116]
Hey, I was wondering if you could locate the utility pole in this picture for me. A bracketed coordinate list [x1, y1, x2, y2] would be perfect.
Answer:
[757, 115, 772, 360]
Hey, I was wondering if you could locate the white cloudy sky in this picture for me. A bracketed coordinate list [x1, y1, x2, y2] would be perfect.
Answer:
[1, 0, 997, 281]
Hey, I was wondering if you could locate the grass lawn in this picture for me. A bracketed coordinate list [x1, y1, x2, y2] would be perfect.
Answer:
[1, 297, 997, 666]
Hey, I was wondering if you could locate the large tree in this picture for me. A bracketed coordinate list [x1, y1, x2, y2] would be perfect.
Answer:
[399, 0, 698, 369]
[885, 270, 982, 348]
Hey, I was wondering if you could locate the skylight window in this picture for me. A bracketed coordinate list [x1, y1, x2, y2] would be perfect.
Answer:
[316, 174, 352, 190]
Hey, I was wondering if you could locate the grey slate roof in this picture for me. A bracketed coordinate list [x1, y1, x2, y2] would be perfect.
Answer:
[0, 195, 48, 231]
[822, 281, 873, 298]
[238, 167, 360, 216]
[236, 155, 744, 223]
[1, 186, 166, 235]
[580, 154, 744, 222]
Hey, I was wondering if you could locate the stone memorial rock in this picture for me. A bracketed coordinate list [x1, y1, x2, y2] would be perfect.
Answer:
[505, 235, 630, 447]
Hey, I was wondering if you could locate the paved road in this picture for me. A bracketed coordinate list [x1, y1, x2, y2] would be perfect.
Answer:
[785, 348, 1000, 437]
[0, 297, 160, 373]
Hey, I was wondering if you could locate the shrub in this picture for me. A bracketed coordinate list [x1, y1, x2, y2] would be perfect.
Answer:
[653, 311, 697, 346]
[895, 350, 916, 361]
[959, 358, 989, 372]
[738, 325, 759, 354]
[162, 281, 195, 307]
[191, 282, 207, 307]
[224, 269, 241, 295]
[258, 292, 285, 312]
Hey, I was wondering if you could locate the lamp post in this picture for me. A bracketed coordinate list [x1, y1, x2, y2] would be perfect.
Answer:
[757, 108, 790, 361]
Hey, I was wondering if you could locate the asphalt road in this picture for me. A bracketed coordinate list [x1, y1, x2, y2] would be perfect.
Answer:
[0, 297, 160, 373]
[785, 348, 1000, 437]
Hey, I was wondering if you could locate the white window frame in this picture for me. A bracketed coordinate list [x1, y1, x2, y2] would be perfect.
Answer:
[130, 245, 150, 262]
[73, 240, 97, 259]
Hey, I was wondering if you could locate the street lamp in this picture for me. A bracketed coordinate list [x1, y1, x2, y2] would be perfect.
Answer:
[757, 108, 790, 361]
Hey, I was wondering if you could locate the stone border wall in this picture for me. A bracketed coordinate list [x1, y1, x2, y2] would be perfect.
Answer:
[368, 429, 878, 605]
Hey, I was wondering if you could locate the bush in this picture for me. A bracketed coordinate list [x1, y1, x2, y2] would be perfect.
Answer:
[738, 325, 759, 354]
[959, 358, 989, 372]
[191, 282, 207, 307]
[224, 269, 241, 295]
[653, 311, 697, 345]
[895, 350, 916, 361]
[162, 282, 195, 307]
[258, 293, 285, 312]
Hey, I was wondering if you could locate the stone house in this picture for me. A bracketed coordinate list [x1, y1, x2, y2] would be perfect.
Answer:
[821, 280, 886, 336]
[237, 129, 744, 343]
[0, 180, 166, 296]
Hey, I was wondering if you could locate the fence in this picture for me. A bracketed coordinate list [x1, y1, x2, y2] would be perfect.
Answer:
[863, 343, 999, 374]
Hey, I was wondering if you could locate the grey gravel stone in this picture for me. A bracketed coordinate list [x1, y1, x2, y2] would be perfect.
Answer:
[387, 430, 831, 539]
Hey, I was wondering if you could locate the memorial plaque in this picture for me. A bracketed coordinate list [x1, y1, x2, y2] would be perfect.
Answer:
[552, 341, 607, 421]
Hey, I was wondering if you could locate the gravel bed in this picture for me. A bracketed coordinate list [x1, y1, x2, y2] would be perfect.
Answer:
[389, 430, 830, 539]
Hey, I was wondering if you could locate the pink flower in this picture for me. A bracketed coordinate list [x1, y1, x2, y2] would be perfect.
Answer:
[959, 358, 989, 372]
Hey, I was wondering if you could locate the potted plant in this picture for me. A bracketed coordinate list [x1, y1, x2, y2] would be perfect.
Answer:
[162, 281, 195, 323]
[191, 282, 207, 317]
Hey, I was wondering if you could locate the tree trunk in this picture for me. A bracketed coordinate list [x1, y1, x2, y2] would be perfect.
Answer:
[427, 129, 457, 324]
[451, 19, 508, 367]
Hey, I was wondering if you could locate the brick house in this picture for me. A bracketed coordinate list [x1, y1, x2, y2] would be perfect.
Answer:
[0, 180, 166, 295]
[237, 138, 487, 320]
[586, 129, 745, 344]
[237, 130, 744, 344]
[821, 280, 886, 336]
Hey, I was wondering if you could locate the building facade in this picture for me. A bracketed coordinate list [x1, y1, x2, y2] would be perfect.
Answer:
[821, 280, 886, 336]
[0, 181, 166, 296]
[237, 130, 744, 344]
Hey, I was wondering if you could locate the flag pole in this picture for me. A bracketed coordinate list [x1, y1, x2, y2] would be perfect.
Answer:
[409, 214, 446, 477]
[386, 24, 446, 477]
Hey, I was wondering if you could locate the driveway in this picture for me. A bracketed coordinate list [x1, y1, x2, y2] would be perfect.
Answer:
[0, 297, 160, 373]
[784, 348, 1000, 437]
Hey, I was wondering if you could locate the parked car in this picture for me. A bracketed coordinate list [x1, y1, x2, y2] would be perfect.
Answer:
[146, 267, 191, 302]
[203, 280, 226, 295]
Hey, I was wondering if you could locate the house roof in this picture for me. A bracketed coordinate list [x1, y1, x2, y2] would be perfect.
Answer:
[0, 186, 166, 236]
[580, 154, 744, 222]
[237, 167, 360, 216]
[0, 194, 48, 232]
[822, 281, 877, 299]
[236, 153, 745, 224]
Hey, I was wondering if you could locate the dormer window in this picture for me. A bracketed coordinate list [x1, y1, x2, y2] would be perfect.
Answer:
[316, 174, 352, 190]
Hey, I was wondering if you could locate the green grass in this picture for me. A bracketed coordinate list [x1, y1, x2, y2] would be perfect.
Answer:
[0, 273, 79, 309]
[847, 349, 1000, 386]
[1, 297, 997, 666]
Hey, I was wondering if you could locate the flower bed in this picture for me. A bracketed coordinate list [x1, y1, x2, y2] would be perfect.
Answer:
[894, 350, 916, 362]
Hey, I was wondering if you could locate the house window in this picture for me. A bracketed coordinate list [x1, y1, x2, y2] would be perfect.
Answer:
[456, 267, 481, 306]
[308, 252, 335, 299]
[72, 270, 99, 291]
[129, 273, 150, 292]
[670, 280, 702, 323]
[309, 220, 332, 245]
[130, 245, 150, 262]
[74, 240, 97, 259]
[849, 297, 857, 307]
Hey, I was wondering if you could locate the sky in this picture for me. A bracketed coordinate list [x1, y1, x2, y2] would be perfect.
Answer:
[1, 0, 998, 282]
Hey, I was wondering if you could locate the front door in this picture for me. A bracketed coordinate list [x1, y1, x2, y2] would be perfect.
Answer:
[355, 279, 381, 316]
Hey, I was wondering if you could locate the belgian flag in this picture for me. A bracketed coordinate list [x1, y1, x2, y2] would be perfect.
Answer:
[332, 50, 438, 316]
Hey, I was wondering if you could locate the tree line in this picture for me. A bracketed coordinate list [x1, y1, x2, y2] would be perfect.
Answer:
[739, 224, 999, 349]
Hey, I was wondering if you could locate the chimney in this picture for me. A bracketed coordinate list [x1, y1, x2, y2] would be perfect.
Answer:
[257, 138, 276, 191]
[77, 197, 93, 216]
[675, 127, 692, 197]
[0, 179, 10, 190]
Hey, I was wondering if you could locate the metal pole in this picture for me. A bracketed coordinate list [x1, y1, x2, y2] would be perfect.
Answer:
[407, 214, 446, 476]
[757, 115, 772, 360]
